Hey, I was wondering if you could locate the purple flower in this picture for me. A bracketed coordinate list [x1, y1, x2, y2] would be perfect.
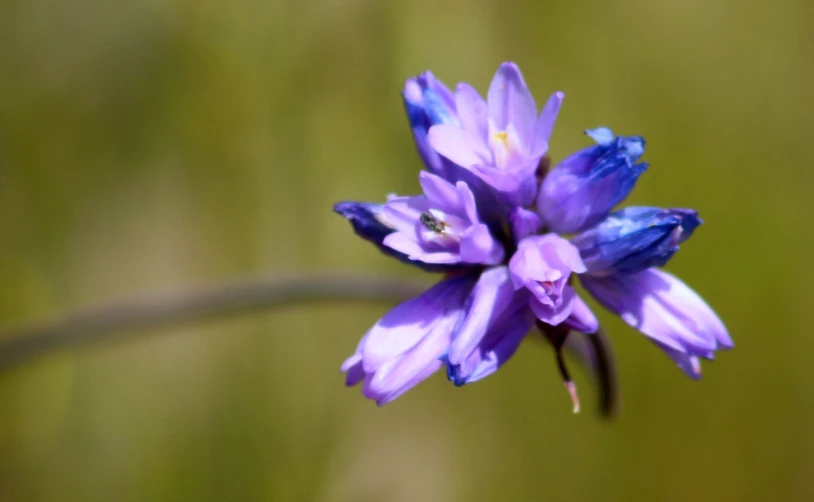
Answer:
[581, 269, 732, 378]
[571, 207, 702, 275]
[427, 62, 564, 206]
[538, 127, 648, 234]
[382, 172, 505, 266]
[337, 60, 732, 409]
[509, 234, 598, 333]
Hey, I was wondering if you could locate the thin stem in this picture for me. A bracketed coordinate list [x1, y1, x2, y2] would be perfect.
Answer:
[587, 327, 618, 419]
[0, 274, 429, 372]
[539, 322, 619, 419]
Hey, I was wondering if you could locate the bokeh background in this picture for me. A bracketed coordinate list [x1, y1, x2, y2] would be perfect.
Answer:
[1, 0, 813, 500]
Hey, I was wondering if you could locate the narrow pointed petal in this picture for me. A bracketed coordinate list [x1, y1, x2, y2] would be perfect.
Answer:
[533, 91, 564, 156]
[456, 181, 480, 224]
[448, 267, 520, 365]
[382, 232, 461, 264]
[455, 82, 489, 141]
[487, 62, 537, 145]
[418, 171, 460, 214]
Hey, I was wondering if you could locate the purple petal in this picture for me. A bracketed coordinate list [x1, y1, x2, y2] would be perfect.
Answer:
[418, 171, 460, 213]
[455, 83, 489, 142]
[341, 330, 370, 386]
[428, 124, 491, 168]
[365, 358, 443, 405]
[487, 62, 537, 146]
[652, 340, 702, 380]
[529, 285, 576, 325]
[382, 196, 428, 234]
[460, 223, 505, 264]
[547, 236, 588, 274]
[448, 267, 519, 365]
[564, 293, 599, 334]
[343, 358, 366, 387]
[427, 72, 456, 113]
[362, 277, 472, 372]
[366, 326, 451, 403]
[456, 181, 480, 224]
[450, 310, 533, 384]
[469, 163, 528, 193]
[533, 91, 564, 156]
[649, 269, 733, 349]
[581, 269, 729, 353]
[382, 232, 460, 264]
[509, 239, 559, 287]
[509, 207, 543, 243]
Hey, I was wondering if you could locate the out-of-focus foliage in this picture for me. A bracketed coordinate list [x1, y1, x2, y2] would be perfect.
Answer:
[1, 0, 812, 500]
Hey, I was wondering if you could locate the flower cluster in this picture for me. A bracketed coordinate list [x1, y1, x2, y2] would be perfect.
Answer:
[335, 62, 732, 409]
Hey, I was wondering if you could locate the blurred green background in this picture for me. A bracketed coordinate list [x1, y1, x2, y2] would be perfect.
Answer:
[1, 0, 812, 500]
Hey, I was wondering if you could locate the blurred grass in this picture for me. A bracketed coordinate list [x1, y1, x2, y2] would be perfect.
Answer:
[1, 0, 813, 500]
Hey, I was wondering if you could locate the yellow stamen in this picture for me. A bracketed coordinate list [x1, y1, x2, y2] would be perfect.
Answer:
[493, 131, 509, 149]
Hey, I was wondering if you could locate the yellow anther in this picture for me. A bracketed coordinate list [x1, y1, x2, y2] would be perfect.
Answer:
[493, 131, 509, 149]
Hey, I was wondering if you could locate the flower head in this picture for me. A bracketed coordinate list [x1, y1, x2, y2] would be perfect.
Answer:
[538, 127, 649, 234]
[336, 61, 732, 409]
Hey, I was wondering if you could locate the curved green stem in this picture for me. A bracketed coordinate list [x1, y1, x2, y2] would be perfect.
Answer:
[0, 274, 429, 372]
